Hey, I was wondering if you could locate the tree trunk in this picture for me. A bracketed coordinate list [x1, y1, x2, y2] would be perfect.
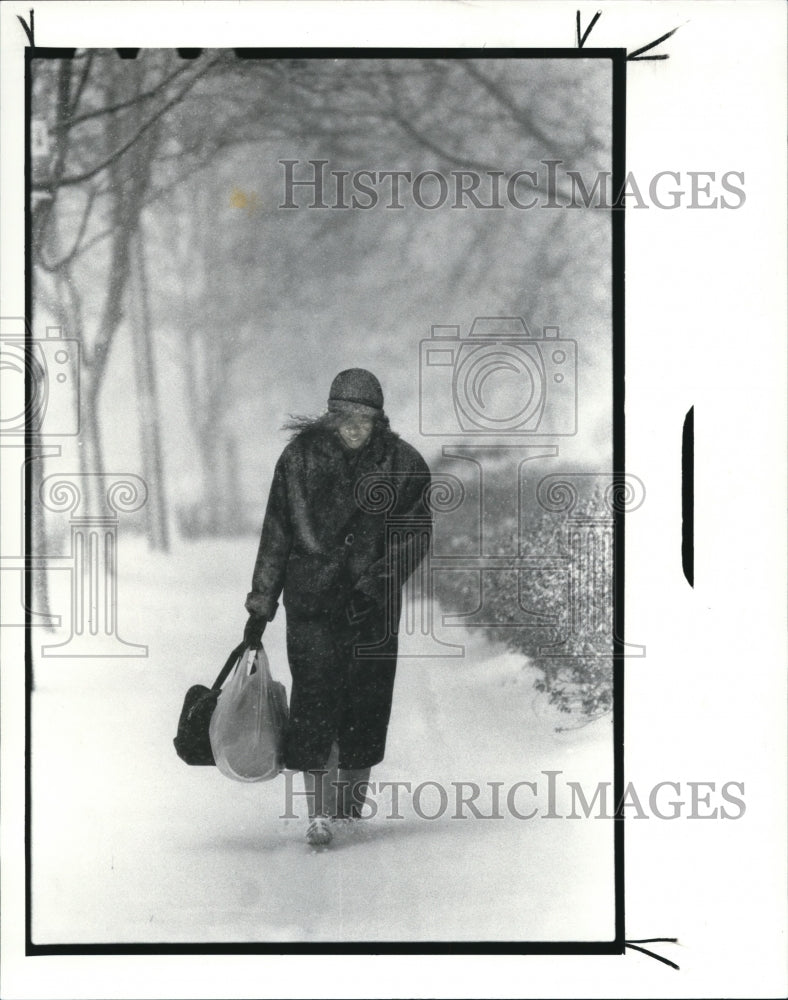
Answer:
[178, 192, 228, 538]
[131, 226, 170, 550]
[30, 449, 56, 637]
[201, 427, 225, 535]
[81, 389, 107, 516]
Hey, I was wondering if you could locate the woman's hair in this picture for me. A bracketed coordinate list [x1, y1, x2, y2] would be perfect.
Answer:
[282, 410, 393, 441]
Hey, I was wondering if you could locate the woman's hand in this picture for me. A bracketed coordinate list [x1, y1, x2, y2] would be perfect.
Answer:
[243, 614, 267, 649]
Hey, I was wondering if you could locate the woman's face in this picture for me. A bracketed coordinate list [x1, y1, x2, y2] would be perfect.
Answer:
[337, 413, 374, 450]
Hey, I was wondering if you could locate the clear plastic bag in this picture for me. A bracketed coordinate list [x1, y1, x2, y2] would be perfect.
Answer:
[209, 644, 288, 782]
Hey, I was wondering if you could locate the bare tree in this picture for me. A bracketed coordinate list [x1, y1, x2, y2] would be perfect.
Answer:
[32, 51, 223, 523]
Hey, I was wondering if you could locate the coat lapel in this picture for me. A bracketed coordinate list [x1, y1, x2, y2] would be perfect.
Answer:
[304, 427, 395, 542]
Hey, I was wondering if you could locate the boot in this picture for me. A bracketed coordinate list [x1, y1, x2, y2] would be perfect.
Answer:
[305, 815, 333, 847]
[337, 766, 371, 820]
[303, 742, 340, 847]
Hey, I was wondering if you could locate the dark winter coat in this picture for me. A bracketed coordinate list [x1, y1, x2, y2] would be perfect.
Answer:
[245, 420, 432, 624]
[245, 419, 432, 771]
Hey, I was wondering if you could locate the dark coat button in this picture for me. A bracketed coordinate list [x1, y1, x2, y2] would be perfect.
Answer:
[345, 533, 355, 546]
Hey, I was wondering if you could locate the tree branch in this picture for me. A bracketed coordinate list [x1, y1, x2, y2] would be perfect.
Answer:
[456, 60, 567, 161]
[42, 56, 221, 190]
[69, 51, 95, 116]
[61, 59, 191, 128]
[36, 185, 100, 272]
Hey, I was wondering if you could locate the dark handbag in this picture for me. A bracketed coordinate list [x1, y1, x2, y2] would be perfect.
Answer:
[173, 641, 246, 765]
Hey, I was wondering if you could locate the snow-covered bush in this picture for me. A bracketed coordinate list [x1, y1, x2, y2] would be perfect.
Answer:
[433, 462, 613, 722]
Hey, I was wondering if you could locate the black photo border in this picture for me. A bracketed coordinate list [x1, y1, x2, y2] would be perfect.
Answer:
[24, 45, 627, 958]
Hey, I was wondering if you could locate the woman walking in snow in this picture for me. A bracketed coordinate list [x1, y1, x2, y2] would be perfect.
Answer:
[243, 369, 432, 846]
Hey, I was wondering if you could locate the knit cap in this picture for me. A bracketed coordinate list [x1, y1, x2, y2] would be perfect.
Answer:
[327, 369, 384, 417]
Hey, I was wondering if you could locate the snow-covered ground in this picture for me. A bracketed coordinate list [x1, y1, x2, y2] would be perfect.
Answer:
[31, 536, 614, 944]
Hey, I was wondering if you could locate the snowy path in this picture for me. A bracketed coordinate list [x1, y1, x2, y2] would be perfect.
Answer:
[31, 538, 614, 944]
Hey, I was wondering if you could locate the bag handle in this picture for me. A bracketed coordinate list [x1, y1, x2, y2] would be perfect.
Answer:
[211, 641, 248, 691]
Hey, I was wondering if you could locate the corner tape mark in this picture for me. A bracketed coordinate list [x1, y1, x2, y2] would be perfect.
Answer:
[625, 938, 680, 970]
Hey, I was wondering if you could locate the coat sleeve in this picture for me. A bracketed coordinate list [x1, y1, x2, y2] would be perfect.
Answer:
[245, 451, 293, 621]
[354, 447, 432, 607]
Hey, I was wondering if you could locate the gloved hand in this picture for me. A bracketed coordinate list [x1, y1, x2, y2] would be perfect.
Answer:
[243, 613, 267, 649]
[345, 590, 377, 628]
